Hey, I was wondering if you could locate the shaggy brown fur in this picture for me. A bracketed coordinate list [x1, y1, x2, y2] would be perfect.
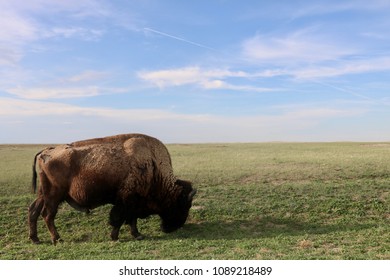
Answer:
[28, 133, 196, 244]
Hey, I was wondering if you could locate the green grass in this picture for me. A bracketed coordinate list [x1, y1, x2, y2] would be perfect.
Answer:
[0, 143, 389, 259]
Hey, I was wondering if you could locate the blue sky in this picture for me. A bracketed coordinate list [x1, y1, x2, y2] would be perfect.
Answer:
[1, 0, 390, 143]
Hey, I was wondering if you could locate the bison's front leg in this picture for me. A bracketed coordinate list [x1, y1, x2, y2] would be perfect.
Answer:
[110, 227, 120, 241]
[109, 204, 125, 241]
[127, 217, 144, 240]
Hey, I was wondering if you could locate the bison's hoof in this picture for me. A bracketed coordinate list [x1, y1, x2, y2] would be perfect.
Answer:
[135, 235, 145, 241]
[52, 238, 63, 246]
[30, 237, 41, 244]
[110, 230, 119, 241]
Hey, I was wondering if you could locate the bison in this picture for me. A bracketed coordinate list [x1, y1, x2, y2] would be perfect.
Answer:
[28, 133, 196, 244]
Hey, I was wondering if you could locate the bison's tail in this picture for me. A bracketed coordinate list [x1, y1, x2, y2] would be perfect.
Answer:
[31, 150, 42, 193]
[31, 148, 50, 194]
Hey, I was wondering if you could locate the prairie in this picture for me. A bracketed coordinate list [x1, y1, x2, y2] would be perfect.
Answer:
[0, 142, 389, 259]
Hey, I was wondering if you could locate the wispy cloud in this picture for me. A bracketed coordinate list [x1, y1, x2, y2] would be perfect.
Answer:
[255, 56, 390, 80]
[238, 26, 390, 82]
[0, 97, 370, 143]
[139, 27, 388, 94]
[241, 29, 355, 65]
[0, 46, 23, 66]
[0, 6, 38, 65]
[247, 0, 390, 23]
[7, 86, 99, 99]
[0, 97, 210, 122]
[47, 27, 105, 41]
[0, 0, 109, 66]
[6, 86, 128, 100]
[291, 57, 390, 79]
[65, 70, 110, 83]
[292, 0, 390, 18]
[2, 69, 123, 100]
[3, 0, 111, 19]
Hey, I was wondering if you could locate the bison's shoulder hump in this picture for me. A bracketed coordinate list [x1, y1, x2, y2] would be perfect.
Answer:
[70, 133, 156, 147]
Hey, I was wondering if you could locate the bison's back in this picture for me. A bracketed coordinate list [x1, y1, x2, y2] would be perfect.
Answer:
[70, 133, 161, 149]
[72, 134, 173, 180]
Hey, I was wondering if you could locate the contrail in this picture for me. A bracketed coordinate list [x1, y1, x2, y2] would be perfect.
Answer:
[144, 27, 217, 51]
[312, 80, 373, 101]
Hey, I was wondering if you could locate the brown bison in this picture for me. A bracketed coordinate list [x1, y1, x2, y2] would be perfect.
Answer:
[28, 133, 196, 244]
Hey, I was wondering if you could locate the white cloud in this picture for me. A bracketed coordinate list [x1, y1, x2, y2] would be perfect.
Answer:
[136, 53, 390, 92]
[201, 79, 280, 93]
[138, 66, 280, 92]
[138, 67, 247, 87]
[139, 67, 202, 87]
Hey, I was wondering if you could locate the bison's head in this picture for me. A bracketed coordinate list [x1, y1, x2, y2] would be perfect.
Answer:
[160, 179, 197, 233]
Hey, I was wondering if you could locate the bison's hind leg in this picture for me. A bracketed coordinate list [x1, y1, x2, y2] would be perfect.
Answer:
[28, 197, 44, 244]
[41, 201, 62, 245]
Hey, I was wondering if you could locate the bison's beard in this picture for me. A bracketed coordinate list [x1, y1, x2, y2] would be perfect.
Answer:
[160, 220, 184, 233]
[159, 210, 189, 233]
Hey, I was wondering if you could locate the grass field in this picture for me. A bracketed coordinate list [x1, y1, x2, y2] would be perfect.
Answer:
[0, 142, 389, 259]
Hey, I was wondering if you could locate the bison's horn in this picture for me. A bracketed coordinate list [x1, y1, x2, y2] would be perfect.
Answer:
[188, 189, 197, 201]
